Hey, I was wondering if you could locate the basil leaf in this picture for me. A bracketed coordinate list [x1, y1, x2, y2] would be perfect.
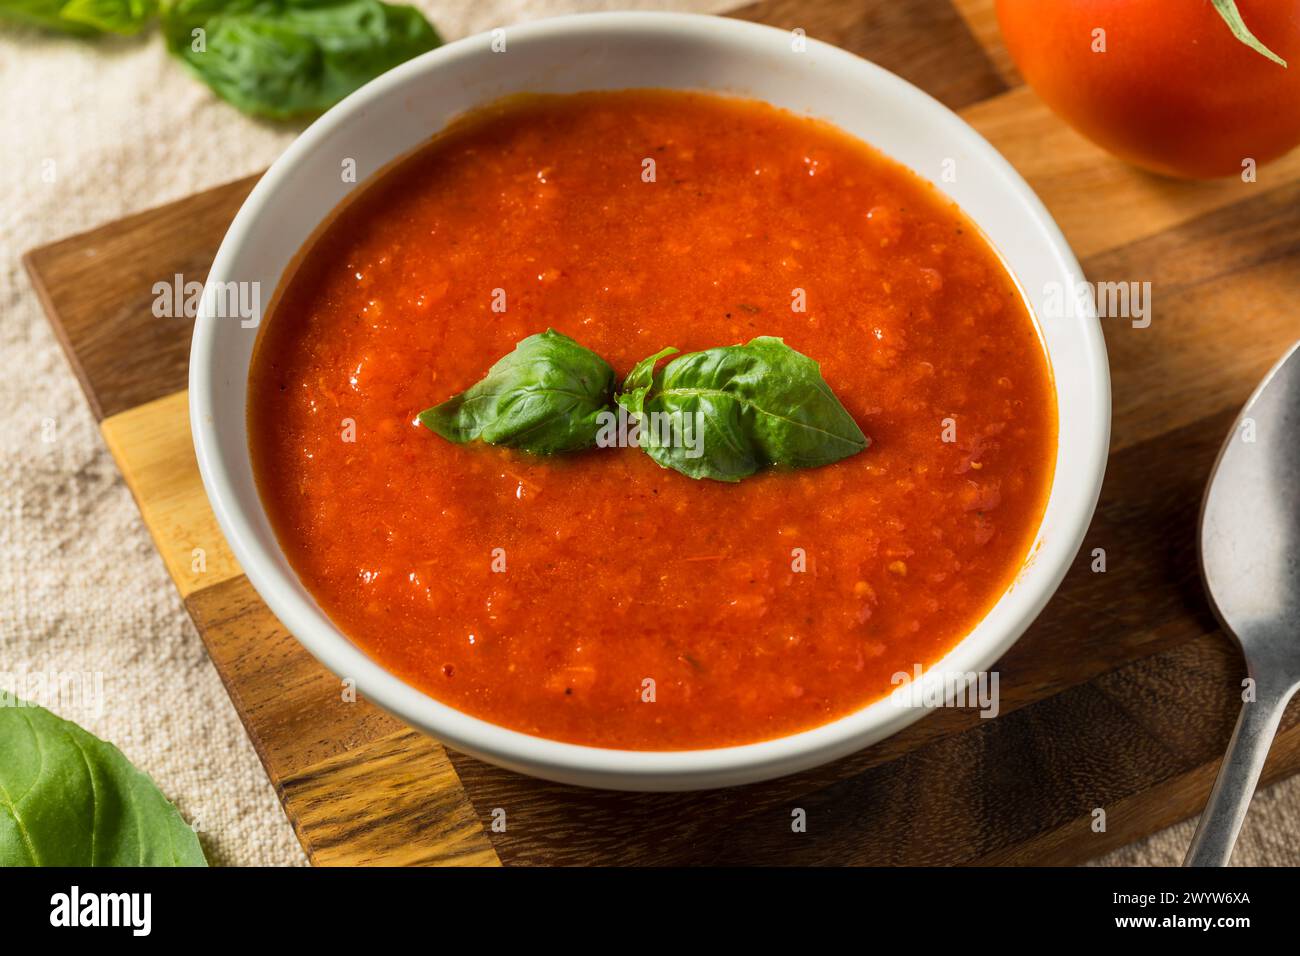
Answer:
[161, 0, 441, 120]
[59, 0, 153, 33]
[0, 700, 207, 866]
[419, 329, 616, 455]
[616, 335, 868, 482]
[0, 0, 101, 32]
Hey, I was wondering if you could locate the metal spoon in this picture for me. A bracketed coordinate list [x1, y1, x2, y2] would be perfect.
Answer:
[1185, 340, 1300, 867]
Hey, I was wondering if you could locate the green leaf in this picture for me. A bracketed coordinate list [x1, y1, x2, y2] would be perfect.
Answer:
[0, 700, 207, 866]
[0, 0, 99, 32]
[161, 0, 441, 120]
[615, 336, 869, 482]
[419, 329, 616, 456]
[1212, 0, 1287, 68]
[58, 0, 154, 33]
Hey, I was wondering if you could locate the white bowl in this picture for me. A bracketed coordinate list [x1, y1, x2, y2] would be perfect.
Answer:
[190, 11, 1109, 791]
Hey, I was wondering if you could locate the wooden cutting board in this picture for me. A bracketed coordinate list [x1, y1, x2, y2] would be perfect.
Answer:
[24, 0, 1300, 866]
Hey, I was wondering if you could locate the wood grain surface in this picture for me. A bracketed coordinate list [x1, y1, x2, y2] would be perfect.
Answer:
[24, 0, 1300, 865]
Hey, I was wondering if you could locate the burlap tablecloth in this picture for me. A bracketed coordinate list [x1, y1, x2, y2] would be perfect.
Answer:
[3, 0, 1295, 866]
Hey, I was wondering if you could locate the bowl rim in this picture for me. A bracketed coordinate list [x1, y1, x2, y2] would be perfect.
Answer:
[190, 10, 1111, 790]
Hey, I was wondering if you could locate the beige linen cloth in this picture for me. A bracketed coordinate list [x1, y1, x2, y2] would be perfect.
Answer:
[2, 0, 1296, 867]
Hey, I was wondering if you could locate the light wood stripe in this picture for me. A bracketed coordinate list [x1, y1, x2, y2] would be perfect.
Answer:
[281, 729, 500, 867]
[101, 390, 242, 598]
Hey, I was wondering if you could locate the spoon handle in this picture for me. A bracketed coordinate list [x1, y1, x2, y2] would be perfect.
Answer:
[1184, 682, 1295, 866]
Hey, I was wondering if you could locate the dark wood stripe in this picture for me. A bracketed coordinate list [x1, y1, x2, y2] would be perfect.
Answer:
[23, 176, 258, 421]
[185, 574, 407, 779]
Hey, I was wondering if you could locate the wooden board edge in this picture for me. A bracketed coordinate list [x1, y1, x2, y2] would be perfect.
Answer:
[23, 249, 106, 421]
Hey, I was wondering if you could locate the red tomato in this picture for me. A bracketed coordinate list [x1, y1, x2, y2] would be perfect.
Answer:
[995, 0, 1300, 178]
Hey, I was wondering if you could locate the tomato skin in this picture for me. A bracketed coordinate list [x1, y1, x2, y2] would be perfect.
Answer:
[995, 0, 1300, 178]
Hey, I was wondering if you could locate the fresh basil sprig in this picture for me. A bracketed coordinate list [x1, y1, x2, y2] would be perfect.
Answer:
[418, 329, 616, 456]
[161, 0, 441, 120]
[615, 336, 868, 482]
[0, 700, 207, 866]
[419, 332, 868, 481]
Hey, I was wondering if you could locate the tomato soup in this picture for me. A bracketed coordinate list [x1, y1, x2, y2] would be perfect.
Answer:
[249, 91, 1056, 749]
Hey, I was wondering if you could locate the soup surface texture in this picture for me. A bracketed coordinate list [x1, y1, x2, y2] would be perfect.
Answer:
[249, 91, 1056, 750]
